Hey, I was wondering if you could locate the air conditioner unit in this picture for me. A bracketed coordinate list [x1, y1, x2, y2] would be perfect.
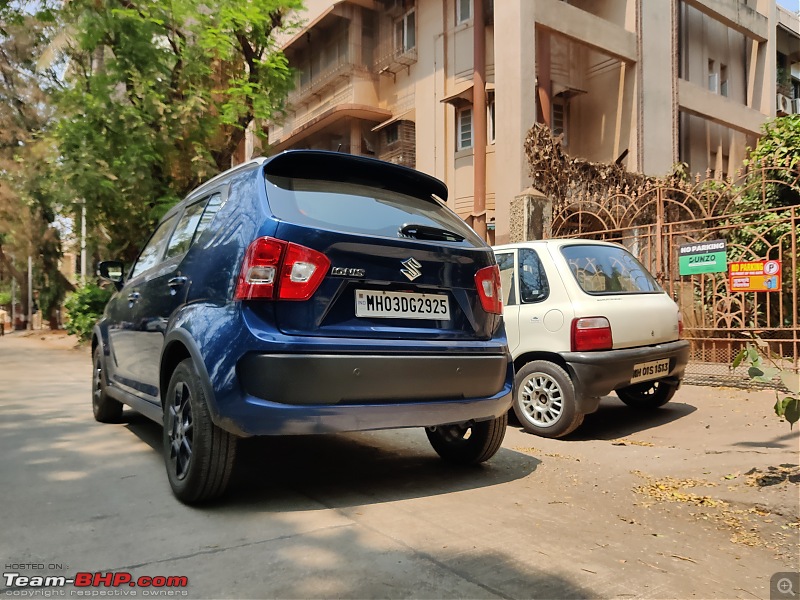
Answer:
[792, 98, 800, 115]
[776, 93, 791, 115]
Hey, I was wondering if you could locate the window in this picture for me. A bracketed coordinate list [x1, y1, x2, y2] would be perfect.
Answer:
[457, 0, 472, 23]
[720, 64, 728, 97]
[518, 249, 549, 303]
[457, 107, 473, 150]
[496, 252, 516, 306]
[385, 123, 400, 145]
[129, 214, 179, 279]
[488, 98, 495, 144]
[165, 193, 223, 260]
[561, 244, 662, 295]
[395, 9, 415, 53]
[265, 176, 484, 246]
[552, 98, 566, 144]
[708, 59, 718, 93]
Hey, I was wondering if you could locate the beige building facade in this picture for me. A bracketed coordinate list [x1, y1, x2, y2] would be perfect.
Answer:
[260, 0, 800, 244]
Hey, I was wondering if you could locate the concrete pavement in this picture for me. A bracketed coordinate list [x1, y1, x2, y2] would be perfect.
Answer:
[0, 332, 797, 599]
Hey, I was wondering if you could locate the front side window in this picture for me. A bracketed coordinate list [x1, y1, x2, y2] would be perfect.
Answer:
[457, 0, 472, 23]
[518, 248, 549, 303]
[457, 107, 473, 150]
[129, 214, 179, 280]
[496, 252, 516, 306]
[561, 244, 662, 295]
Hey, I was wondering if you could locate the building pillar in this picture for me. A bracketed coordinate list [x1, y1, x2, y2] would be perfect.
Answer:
[472, 0, 487, 240]
[639, 0, 677, 176]
[494, 0, 537, 245]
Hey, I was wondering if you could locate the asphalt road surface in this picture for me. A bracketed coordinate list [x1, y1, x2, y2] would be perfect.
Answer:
[1, 333, 797, 599]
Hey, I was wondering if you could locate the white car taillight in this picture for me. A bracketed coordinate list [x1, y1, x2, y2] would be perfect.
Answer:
[571, 317, 613, 352]
[234, 237, 330, 301]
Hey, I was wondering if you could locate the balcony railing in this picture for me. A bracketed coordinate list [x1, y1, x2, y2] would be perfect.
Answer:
[288, 42, 373, 107]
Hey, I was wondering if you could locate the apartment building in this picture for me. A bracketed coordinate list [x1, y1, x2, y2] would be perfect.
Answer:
[260, 0, 800, 245]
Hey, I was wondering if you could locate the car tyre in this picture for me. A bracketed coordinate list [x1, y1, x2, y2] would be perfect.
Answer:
[92, 345, 123, 423]
[163, 359, 237, 504]
[513, 361, 583, 438]
[426, 413, 507, 465]
[616, 379, 677, 409]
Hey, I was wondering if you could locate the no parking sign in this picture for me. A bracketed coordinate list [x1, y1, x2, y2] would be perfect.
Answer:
[729, 260, 782, 292]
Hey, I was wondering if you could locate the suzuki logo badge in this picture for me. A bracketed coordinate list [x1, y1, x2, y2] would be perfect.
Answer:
[400, 257, 422, 281]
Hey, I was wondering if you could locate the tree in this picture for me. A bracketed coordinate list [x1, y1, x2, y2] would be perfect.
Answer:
[0, 1, 71, 329]
[52, 0, 303, 263]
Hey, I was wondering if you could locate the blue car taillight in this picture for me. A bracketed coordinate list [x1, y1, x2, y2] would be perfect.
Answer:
[234, 237, 331, 301]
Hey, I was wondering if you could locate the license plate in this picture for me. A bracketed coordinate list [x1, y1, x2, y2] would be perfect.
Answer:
[355, 290, 450, 320]
[630, 358, 670, 384]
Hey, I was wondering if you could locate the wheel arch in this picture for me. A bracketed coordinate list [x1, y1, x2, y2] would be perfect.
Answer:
[513, 351, 570, 375]
[160, 329, 220, 419]
[512, 351, 600, 416]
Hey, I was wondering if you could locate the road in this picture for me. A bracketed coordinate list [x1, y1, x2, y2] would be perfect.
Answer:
[1, 333, 798, 599]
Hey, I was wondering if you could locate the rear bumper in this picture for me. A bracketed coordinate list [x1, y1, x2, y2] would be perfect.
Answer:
[217, 353, 514, 436]
[561, 340, 690, 401]
[238, 353, 508, 405]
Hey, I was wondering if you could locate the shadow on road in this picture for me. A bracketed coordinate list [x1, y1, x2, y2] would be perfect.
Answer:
[123, 413, 541, 511]
[564, 396, 697, 441]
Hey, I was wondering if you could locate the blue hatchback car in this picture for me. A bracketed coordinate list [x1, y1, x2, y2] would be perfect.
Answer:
[93, 150, 513, 503]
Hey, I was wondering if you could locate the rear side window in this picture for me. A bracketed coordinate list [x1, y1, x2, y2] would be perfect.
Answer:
[264, 175, 484, 246]
[561, 244, 662, 295]
[164, 193, 223, 260]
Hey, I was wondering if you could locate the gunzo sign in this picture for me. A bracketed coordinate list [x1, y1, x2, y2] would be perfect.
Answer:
[678, 239, 727, 275]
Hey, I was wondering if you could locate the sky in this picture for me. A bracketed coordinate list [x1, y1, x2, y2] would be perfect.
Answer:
[777, 0, 799, 12]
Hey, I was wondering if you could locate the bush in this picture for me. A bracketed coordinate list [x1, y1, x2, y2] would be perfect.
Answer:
[64, 283, 113, 342]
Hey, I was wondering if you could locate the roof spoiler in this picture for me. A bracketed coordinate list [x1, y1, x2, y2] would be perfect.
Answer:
[263, 150, 448, 202]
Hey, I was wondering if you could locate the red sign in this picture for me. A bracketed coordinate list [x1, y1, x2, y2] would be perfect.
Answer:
[729, 260, 781, 292]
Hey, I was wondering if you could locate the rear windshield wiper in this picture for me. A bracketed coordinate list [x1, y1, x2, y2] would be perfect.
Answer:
[399, 223, 465, 242]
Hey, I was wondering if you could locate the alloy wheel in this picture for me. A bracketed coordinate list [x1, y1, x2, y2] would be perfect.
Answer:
[520, 372, 564, 427]
[167, 382, 194, 481]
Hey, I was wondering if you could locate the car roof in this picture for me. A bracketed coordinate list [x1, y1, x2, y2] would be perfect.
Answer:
[493, 238, 624, 251]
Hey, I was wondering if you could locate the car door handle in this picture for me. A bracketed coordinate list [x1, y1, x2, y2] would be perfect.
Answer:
[167, 277, 188, 289]
[127, 292, 140, 303]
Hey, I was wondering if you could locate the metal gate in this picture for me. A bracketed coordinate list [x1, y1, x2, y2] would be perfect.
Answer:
[547, 165, 800, 383]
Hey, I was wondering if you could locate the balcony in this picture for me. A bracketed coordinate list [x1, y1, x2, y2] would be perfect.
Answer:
[288, 43, 374, 108]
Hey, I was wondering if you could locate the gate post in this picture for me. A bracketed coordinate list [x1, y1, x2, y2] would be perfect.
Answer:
[655, 186, 665, 281]
[509, 188, 553, 242]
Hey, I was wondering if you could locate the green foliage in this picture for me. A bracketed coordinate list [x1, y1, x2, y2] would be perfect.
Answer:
[733, 339, 800, 429]
[51, 0, 303, 263]
[63, 282, 113, 342]
[0, 291, 10, 306]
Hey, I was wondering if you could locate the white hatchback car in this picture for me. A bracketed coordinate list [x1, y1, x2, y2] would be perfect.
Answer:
[493, 239, 690, 438]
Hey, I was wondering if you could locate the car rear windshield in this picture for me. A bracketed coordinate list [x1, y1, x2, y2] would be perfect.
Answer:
[560, 244, 662, 295]
[264, 175, 484, 246]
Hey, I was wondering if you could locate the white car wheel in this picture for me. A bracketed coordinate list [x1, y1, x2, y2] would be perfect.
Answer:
[513, 361, 584, 438]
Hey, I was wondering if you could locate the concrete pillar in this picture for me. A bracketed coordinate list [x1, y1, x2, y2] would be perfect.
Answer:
[639, 0, 677, 176]
[509, 188, 552, 243]
[494, 0, 537, 245]
[472, 0, 487, 240]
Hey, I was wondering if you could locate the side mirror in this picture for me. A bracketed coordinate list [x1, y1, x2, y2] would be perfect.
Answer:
[97, 260, 125, 290]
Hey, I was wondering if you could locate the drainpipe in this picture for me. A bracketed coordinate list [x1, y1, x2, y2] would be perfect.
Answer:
[472, 0, 487, 240]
